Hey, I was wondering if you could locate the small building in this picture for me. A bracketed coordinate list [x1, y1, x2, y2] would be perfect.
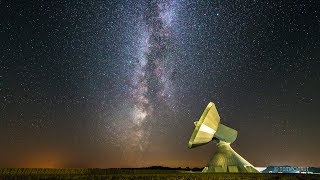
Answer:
[262, 166, 310, 173]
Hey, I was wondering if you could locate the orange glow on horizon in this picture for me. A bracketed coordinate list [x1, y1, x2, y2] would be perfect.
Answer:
[18, 151, 66, 168]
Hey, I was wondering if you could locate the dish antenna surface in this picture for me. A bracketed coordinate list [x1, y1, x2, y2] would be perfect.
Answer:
[188, 102, 259, 173]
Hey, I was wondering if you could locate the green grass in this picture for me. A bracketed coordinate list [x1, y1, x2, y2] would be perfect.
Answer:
[0, 168, 319, 179]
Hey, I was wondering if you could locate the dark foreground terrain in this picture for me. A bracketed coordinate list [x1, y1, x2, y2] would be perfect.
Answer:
[0, 168, 319, 179]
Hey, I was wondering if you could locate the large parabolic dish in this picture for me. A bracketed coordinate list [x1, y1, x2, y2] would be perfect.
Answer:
[188, 102, 260, 173]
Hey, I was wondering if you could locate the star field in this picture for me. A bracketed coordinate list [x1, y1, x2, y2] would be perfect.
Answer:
[1, 0, 320, 168]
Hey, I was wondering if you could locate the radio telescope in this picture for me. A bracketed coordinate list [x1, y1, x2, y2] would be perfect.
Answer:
[188, 102, 259, 173]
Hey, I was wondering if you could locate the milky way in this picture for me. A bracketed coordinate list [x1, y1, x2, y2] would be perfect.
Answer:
[127, 0, 177, 152]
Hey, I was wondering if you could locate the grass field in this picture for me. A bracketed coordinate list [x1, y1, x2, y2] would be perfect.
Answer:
[0, 168, 319, 179]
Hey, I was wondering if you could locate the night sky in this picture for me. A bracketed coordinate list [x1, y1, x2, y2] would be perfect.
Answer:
[1, 0, 320, 168]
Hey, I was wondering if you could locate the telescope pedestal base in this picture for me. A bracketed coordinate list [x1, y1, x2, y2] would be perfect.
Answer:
[203, 141, 259, 173]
